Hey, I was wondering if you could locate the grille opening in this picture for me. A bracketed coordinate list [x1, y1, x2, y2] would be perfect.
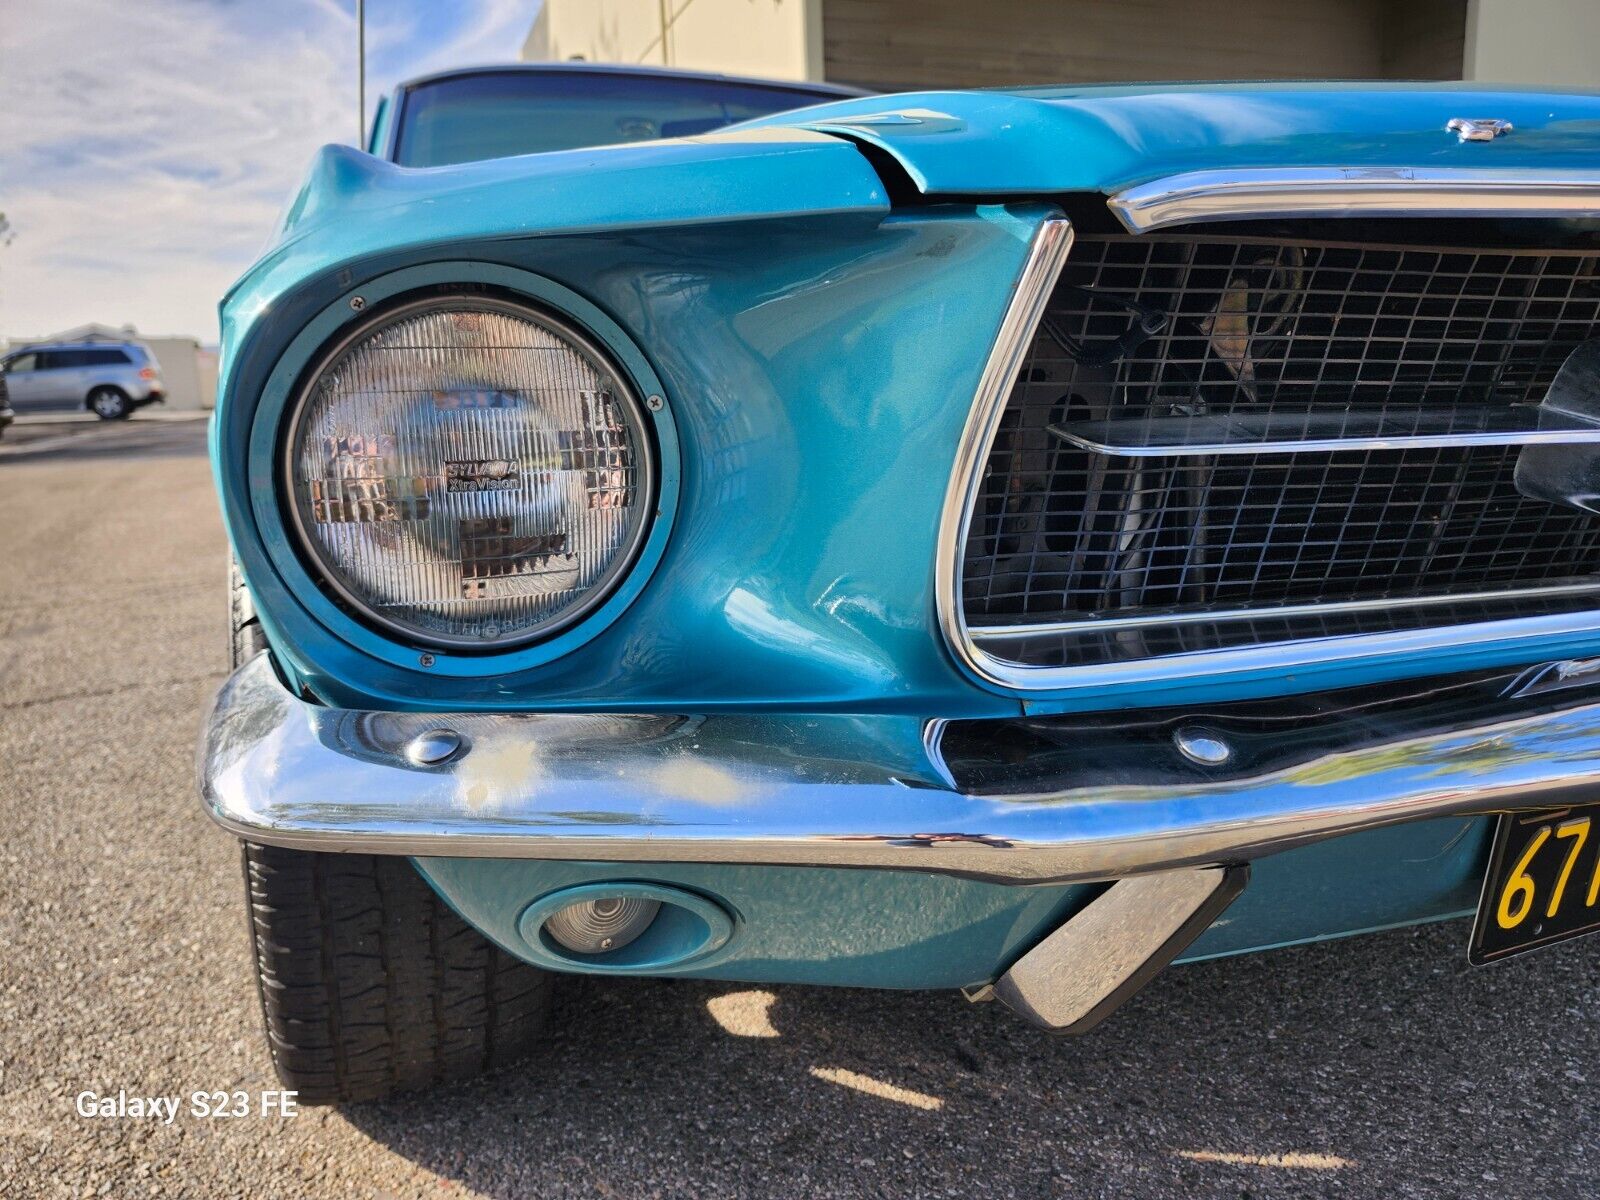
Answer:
[961, 231, 1600, 661]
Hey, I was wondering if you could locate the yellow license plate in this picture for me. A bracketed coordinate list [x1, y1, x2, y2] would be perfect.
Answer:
[1471, 803, 1600, 964]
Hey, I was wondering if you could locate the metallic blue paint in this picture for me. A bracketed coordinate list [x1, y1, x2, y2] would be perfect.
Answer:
[214, 83, 1600, 990]
[218, 188, 1044, 713]
[215, 91, 1600, 715]
[1179, 817, 1490, 961]
[743, 82, 1600, 194]
[365, 95, 393, 158]
[414, 816, 1488, 988]
[255, 133, 885, 280]
[418, 856, 1089, 990]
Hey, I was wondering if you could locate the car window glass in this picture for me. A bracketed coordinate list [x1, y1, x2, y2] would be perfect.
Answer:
[36, 352, 66, 370]
[394, 71, 844, 167]
[6, 353, 37, 372]
[90, 348, 131, 365]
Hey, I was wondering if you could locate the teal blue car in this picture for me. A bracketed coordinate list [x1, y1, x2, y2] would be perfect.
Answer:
[202, 67, 1600, 1102]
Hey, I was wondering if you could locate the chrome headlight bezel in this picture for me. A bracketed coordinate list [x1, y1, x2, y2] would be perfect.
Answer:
[277, 286, 661, 655]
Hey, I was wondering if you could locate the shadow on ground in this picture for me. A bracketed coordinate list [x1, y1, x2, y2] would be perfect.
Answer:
[0, 417, 208, 464]
[342, 918, 1598, 1198]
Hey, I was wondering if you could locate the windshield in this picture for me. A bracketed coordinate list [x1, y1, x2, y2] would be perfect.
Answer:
[393, 70, 849, 168]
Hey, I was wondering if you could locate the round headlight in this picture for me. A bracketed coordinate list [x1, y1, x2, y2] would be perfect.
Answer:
[285, 296, 655, 649]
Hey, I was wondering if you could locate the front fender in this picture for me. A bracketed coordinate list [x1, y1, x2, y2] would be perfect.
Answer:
[214, 135, 1055, 713]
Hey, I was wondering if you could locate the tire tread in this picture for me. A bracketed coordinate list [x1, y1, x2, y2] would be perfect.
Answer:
[229, 558, 551, 1105]
[241, 843, 552, 1104]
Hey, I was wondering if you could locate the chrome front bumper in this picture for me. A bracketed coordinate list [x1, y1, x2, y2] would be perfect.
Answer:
[201, 653, 1600, 886]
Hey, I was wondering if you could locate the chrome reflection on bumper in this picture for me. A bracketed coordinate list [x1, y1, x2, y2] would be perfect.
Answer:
[201, 653, 1600, 886]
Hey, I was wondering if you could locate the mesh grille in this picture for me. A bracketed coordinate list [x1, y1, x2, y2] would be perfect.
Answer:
[963, 234, 1600, 640]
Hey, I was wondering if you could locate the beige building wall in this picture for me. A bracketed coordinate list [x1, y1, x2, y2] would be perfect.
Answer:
[524, 0, 1600, 95]
[195, 347, 219, 411]
[525, 0, 823, 81]
[1465, 0, 1600, 87]
[142, 337, 210, 411]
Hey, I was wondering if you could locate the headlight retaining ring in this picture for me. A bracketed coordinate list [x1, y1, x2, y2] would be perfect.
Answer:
[242, 261, 681, 678]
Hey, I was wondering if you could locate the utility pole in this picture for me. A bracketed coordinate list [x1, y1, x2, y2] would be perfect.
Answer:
[357, 0, 367, 149]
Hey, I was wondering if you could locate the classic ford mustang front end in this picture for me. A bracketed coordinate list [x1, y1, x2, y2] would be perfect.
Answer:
[202, 77, 1600, 1101]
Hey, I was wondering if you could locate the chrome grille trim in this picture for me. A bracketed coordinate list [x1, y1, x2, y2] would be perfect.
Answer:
[1110, 168, 1600, 234]
[935, 215, 1076, 689]
[939, 195, 1600, 694]
[970, 581, 1600, 640]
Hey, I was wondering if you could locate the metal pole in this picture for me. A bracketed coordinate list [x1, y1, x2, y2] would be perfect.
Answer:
[357, 0, 366, 149]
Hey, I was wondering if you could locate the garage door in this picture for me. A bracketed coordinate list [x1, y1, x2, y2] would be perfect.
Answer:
[822, 0, 1466, 91]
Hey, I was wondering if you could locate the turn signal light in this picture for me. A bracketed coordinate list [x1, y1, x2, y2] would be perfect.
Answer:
[543, 896, 660, 955]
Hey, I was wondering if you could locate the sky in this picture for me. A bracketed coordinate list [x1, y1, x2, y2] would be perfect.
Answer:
[0, 0, 538, 343]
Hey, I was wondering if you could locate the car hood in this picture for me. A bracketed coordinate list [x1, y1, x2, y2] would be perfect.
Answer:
[742, 82, 1600, 195]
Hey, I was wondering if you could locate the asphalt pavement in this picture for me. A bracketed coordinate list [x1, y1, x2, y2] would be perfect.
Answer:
[2, 416, 1597, 1198]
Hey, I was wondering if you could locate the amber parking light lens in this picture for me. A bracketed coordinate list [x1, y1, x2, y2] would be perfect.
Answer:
[285, 298, 654, 649]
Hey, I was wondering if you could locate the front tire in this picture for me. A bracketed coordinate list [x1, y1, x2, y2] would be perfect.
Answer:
[228, 558, 553, 1104]
[242, 843, 553, 1104]
[88, 386, 131, 419]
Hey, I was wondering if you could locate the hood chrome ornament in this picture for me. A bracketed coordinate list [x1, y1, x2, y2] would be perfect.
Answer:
[1447, 117, 1513, 142]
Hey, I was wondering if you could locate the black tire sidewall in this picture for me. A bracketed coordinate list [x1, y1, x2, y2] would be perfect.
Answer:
[227, 559, 551, 1104]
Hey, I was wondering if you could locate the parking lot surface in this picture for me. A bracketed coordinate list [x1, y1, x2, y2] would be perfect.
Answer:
[2, 418, 1597, 1198]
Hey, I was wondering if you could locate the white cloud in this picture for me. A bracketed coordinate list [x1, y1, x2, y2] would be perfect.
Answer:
[376, 0, 536, 82]
[0, 0, 532, 342]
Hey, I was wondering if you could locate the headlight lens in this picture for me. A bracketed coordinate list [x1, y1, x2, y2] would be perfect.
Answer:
[286, 297, 655, 649]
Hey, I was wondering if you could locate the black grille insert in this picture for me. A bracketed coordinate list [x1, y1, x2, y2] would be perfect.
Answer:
[963, 233, 1600, 651]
